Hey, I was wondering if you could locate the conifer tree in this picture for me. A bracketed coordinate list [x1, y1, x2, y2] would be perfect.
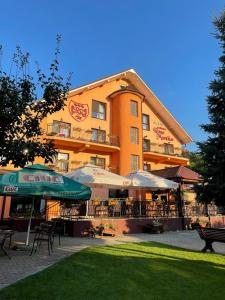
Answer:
[198, 10, 225, 206]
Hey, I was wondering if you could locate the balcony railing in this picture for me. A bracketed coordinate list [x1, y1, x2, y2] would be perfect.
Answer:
[45, 124, 120, 147]
[143, 143, 189, 159]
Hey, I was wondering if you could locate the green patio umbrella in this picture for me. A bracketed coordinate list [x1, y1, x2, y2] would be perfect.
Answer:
[0, 164, 91, 245]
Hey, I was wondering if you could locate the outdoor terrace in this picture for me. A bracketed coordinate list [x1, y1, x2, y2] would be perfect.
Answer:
[43, 123, 120, 154]
[143, 142, 189, 166]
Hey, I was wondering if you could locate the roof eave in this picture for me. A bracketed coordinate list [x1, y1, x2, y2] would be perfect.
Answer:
[68, 69, 192, 145]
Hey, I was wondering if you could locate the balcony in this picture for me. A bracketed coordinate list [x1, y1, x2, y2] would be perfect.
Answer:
[143, 143, 189, 166]
[43, 124, 120, 154]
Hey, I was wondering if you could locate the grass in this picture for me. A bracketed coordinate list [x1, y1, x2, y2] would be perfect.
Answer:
[1, 242, 225, 300]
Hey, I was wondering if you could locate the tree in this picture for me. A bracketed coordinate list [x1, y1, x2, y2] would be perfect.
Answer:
[0, 35, 70, 168]
[198, 10, 225, 206]
[187, 151, 206, 176]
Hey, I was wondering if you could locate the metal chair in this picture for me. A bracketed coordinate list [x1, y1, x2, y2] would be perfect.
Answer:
[30, 223, 54, 256]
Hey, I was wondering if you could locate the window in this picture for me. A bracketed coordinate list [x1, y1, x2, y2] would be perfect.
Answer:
[131, 155, 139, 172]
[130, 100, 138, 117]
[92, 100, 106, 120]
[91, 128, 106, 143]
[143, 139, 151, 152]
[142, 114, 150, 130]
[53, 152, 69, 172]
[130, 127, 139, 144]
[90, 157, 105, 169]
[10, 196, 43, 218]
[52, 120, 71, 137]
[164, 143, 174, 155]
[143, 163, 151, 172]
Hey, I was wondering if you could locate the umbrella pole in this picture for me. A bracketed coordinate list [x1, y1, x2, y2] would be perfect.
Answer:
[26, 197, 34, 246]
[86, 200, 89, 217]
[139, 188, 142, 216]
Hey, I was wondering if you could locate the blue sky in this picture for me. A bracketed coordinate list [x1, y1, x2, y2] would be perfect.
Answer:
[0, 0, 224, 151]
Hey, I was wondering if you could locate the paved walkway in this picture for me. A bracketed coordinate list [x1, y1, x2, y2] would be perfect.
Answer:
[0, 230, 225, 289]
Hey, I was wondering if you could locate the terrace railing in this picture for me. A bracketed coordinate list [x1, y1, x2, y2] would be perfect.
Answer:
[59, 199, 179, 220]
[143, 143, 189, 159]
[45, 124, 120, 147]
[58, 201, 220, 220]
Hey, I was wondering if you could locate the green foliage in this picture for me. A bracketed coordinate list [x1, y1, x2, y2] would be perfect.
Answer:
[0, 35, 70, 168]
[187, 151, 206, 176]
[198, 10, 225, 206]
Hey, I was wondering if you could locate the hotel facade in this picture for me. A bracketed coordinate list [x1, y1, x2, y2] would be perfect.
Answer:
[0, 69, 193, 222]
[39, 68, 192, 175]
[1, 69, 192, 175]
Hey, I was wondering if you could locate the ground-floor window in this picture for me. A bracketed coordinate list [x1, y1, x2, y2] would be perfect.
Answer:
[9, 196, 44, 218]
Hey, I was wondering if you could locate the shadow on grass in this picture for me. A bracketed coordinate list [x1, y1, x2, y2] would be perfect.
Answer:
[0, 242, 225, 300]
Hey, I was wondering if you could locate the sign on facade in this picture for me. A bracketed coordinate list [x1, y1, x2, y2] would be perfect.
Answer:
[69, 100, 89, 122]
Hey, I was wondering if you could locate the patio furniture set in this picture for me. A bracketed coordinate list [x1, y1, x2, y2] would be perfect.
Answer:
[0, 219, 65, 258]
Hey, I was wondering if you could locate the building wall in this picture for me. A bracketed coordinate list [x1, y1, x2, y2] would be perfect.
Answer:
[142, 101, 182, 147]
[0, 76, 189, 175]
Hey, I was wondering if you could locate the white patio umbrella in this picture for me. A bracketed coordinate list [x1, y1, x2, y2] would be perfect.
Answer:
[126, 170, 179, 190]
[67, 164, 132, 216]
[67, 164, 132, 188]
[126, 170, 178, 215]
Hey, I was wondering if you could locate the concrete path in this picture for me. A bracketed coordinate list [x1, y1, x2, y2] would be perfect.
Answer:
[0, 230, 225, 289]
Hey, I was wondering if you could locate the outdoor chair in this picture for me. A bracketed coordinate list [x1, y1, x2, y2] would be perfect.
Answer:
[49, 219, 65, 246]
[30, 223, 54, 256]
[0, 230, 15, 259]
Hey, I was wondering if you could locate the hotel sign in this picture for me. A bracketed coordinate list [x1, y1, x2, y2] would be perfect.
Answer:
[19, 173, 64, 184]
[153, 127, 174, 142]
[69, 100, 89, 122]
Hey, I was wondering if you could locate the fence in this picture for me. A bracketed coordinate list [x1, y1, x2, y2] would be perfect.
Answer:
[58, 200, 220, 220]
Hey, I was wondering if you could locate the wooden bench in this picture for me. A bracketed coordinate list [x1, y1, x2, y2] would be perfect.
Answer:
[196, 227, 225, 252]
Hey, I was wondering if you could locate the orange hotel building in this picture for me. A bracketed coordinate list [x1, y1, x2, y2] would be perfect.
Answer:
[40, 68, 192, 174]
[0, 69, 192, 220]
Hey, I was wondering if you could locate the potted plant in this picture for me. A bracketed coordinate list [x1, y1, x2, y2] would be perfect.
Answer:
[191, 218, 210, 229]
[96, 223, 116, 237]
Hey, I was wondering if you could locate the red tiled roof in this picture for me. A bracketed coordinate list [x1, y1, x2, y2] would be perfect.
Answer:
[151, 166, 202, 182]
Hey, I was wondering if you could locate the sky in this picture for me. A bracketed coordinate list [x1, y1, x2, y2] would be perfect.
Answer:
[0, 0, 224, 151]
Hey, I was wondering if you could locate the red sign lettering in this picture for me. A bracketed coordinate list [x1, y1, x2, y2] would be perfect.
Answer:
[69, 100, 89, 122]
[153, 127, 174, 141]
[4, 186, 18, 193]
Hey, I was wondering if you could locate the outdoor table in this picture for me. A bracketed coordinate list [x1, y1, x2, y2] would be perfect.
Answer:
[0, 229, 15, 259]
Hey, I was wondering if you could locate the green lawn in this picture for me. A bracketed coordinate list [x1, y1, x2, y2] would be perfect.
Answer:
[1, 242, 225, 300]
